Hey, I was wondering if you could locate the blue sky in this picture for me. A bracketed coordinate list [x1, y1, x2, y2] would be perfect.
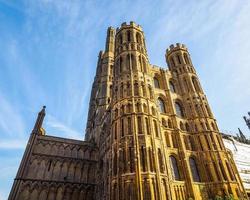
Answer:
[0, 0, 250, 199]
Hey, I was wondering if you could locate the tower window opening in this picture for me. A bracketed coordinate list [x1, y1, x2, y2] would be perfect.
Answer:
[145, 117, 150, 135]
[170, 57, 175, 67]
[158, 149, 164, 173]
[169, 81, 176, 93]
[153, 120, 159, 137]
[192, 77, 201, 93]
[119, 34, 123, 45]
[219, 161, 228, 181]
[177, 55, 181, 64]
[127, 30, 131, 42]
[121, 118, 125, 137]
[169, 156, 181, 180]
[136, 32, 142, 44]
[127, 117, 132, 135]
[154, 77, 160, 88]
[175, 102, 184, 118]
[137, 116, 142, 134]
[189, 157, 201, 182]
[126, 54, 131, 71]
[157, 97, 166, 113]
[184, 53, 190, 64]
[140, 146, 146, 171]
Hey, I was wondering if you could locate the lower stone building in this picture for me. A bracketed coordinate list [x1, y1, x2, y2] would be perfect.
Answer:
[8, 107, 98, 200]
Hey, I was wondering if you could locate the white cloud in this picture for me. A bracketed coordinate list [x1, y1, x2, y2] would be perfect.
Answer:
[45, 114, 82, 139]
[0, 92, 25, 137]
[0, 139, 26, 149]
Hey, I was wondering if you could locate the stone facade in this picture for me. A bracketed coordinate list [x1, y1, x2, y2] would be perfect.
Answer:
[9, 22, 248, 200]
[222, 135, 250, 198]
[8, 107, 98, 200]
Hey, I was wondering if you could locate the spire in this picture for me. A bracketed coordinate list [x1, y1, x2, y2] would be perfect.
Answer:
[243, 112, 250, 130]
[238, 128, 247, 142]
[32, 106, 46, 135]
[105, 27, 115, 53]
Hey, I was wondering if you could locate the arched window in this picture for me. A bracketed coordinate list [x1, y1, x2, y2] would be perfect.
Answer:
[126, 54, 131, 71]
[134, 82, 139, 96]
[192, 77, 201, 93]
[170, 57, 175, 67]
[142, 57, 147, 72]
[145, 117, 150, 135]
[131, 54, 136, 70]
[153, 120, 159, 137]
[154, 77, 160, 88]
[136, 32, 142, 44]
[177, 54, 181, 64]
[127, 117, 131, 135]
[226, 161, 235, 181]
[184, 53, 190, 64]
[169, 156, 181, 180]
[127, 30, 131, 42]
[175, 102, 184, 117]
[138, 55, 142, 71]
[158, 149, 164, 173]
[113, 152, 117, 175]
[137, 116, 142, 134]
[189, 157, 201, 182]
[118, 34, 122, 45]
[211, 122, 216, 131]
[120, 57, 123, 73]
[121, 118, 125, 137]
[157, 98, 166, 113]
[185, 123, 190, 131]
[169, 81, 176, 92]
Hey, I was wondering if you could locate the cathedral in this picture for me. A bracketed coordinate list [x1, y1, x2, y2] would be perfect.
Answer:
[8, 22, 248, 200]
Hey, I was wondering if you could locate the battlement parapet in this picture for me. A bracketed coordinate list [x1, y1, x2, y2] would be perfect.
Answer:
[116, 21, 143, 33]
[166, 43, 188, 54]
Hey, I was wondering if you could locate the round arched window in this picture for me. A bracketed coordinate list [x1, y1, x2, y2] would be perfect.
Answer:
[158, 98, 166, 113]
[175, 102, 184, 117]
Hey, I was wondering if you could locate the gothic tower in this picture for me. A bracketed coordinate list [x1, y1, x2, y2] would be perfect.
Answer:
[86, 22, 248, 200]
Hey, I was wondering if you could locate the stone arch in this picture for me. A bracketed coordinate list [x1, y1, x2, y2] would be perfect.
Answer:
[184, 53, 190, 64]
[37, 159, 46, 179]
[136, 32, 142, 44]
[58, 145, 65, 156]
[44, 159, 53, 180]
[51, 144, 58, 156]
[52, 160, 61, 180]
[64, 145, 71, 157]
[60, 161, 68, 181]
[47, 187, 56, 200]
[189, 156, 201, 182]
[192, 76, 202, 93]
[27, 158, 39, 178]
[157, 96, 167, 113]
[18, 185, 30, 200]
[175, 100, 185, 118]
[29, 187, 39, 199]
[38, 188, 48, 200]
[68, 161, 75, 181]
[55, 186, 64, 200]
[169, 155, 181, 180]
